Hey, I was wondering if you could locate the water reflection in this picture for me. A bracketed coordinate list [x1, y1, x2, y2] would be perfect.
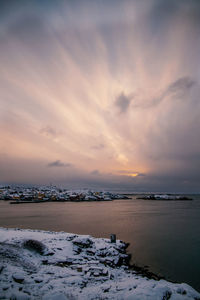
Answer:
[0, 196, 200, 291]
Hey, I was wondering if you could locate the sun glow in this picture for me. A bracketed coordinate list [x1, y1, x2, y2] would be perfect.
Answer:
[129, 173, 139, 177]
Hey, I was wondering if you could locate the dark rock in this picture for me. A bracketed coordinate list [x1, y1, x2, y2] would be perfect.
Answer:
[73, 237, 93, 248]
[12, 273, 24, 284]
[23, 239, 46, 255]
[162, 290, 172, 300]
[73, 247, 82, 255]
[34, 278, 43, 283]
[0, 265, 4, 274]
[177, 288, 187, 295]
[42, 259, 48, 264]
[44, 252, 54, 256]
[103, 286, 110, 293]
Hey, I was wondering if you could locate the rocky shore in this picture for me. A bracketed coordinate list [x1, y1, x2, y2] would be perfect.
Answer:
[137, 194, 193, 201]
[0, 228, 200, 299]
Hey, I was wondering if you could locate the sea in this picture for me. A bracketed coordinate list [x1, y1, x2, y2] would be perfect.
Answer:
[0, 195, 199, 291]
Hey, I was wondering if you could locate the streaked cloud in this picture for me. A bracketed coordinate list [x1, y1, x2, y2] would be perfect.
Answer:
[0, 0, 200, 192]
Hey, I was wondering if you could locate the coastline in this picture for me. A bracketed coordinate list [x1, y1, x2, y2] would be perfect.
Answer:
[0, 227, 199, 300]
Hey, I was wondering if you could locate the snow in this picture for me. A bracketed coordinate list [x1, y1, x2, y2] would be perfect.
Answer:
[0, 227, 199, 300]
[0, 185, 130, 202]
[137, 194, 192, 201]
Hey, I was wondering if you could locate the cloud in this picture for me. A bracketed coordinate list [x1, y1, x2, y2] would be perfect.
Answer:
[91, 143, 105, 150]
[115, 92, 133, 113]
[133, 76, 197, 109]
[90, 169, 100, 176]
[166, 76, 196, 97]
[47, 160, 72, 168]
[1, 0, 200, 192]
[6, 14, 47, 43]
[154, 76, 197, 106]
[40, 126, 59, 138]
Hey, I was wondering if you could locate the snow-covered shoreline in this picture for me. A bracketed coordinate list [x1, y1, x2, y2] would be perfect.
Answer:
[0, 228, 199, 300]
[0, 185, 130, 203]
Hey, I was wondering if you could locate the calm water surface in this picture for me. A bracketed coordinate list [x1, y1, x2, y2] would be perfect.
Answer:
[0, 196, 200, 291]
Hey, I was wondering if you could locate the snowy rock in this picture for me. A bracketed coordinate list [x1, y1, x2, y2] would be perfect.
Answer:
[23, 239, 47, 255]
[72, 237, 93, 248]
[12, 272, 25, 283]
[42, 292, 70, 300]
[0, 227, 199, 300]
[10, 292, 30, 300]
[2, 284, 9, 290]
[34, 277, 43, 283]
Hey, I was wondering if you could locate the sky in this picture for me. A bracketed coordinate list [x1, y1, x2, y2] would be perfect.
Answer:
[0, 0, 200, 192]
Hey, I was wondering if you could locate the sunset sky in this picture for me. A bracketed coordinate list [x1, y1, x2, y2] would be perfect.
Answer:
[0, 0, 200, 192]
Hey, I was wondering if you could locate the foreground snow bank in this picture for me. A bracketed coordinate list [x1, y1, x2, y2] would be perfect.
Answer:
[0, 228, 199, 300]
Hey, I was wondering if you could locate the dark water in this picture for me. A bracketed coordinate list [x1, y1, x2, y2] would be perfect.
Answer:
[0, 196, 200, 291]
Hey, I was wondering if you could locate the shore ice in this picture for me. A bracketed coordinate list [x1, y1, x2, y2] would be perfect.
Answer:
[0, 227, 199, 300]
